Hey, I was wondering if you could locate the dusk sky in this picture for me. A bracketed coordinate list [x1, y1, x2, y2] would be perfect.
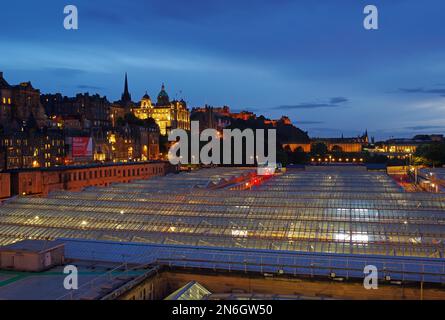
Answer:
[1, 0, 445, 139]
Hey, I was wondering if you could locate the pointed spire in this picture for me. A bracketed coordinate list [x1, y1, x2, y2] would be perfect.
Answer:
[124, 72, 129, 94]
[121, 72, 132, 103]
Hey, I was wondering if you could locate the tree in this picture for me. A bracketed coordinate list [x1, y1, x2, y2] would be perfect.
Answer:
[276, 148, 288, 166]
[311, 142, 328, 157]
[414, 142, 445, 166]
[119, 113, 158, 130]
[123, 113, 143, 126]
[331, 145, 343, 153]
[142, 117, 157, 128]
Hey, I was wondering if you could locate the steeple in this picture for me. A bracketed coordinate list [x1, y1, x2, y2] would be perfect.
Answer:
[121, 72, 132, 103]
[124, 73, 129, 92]
[363, 129, 369, 143]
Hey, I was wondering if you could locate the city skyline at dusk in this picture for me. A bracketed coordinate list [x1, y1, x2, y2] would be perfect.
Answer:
[1, 1, 445, 306]
[1, 0, 445, 139]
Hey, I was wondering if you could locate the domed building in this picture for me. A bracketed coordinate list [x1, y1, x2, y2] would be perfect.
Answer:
[134, 84, 190, 135]
[156, 84, 170, 106]
[140, 92, 152, 108]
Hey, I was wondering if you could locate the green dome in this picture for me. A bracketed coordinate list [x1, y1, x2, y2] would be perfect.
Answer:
[157, 83, 170, 106]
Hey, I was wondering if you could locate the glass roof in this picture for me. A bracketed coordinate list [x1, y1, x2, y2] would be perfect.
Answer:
[0, 167, 444, 260]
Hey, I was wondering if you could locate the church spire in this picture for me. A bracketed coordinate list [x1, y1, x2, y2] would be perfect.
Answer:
[124, 72, 129, 93]
[121, 72, 132, 103]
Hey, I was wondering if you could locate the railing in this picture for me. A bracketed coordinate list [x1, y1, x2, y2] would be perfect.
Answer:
[56, 248, 161, 300]
[62, 239, 445, 286]
[152, 246, 445, 284]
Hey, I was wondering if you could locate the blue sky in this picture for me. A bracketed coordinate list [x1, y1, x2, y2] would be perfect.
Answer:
[1, 0, 445, 139]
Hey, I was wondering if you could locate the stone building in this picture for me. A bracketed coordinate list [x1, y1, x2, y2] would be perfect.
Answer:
[134, 84, 190, 135]
[0, 72, 47, 127]
[0, 126, 65, 170]
[41, 92, 111, 128]
[0, 72, 12, 124]
[108, 122, 160, 162]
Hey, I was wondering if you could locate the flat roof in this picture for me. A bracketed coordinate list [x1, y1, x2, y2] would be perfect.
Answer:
[5, 160, 166, 173]
[0, 240, 64, 253]
[0, 260, 150, 300]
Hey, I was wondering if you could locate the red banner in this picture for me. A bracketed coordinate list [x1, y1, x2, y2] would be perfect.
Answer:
[72, 137, 93, 158]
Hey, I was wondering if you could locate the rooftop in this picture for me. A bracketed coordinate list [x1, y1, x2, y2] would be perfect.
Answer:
[420, 168, 445, 182]
[0, 259, 152, 300]
[0, 166, 444, 285]
[0, 239, 64, 253]
[5, 160, 166, 173]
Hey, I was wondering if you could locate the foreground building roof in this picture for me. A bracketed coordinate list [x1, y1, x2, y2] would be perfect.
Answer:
[0, 166, 444, 284]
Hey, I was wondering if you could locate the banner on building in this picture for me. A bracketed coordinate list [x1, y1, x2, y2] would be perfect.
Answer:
[72, 137, 93, 158]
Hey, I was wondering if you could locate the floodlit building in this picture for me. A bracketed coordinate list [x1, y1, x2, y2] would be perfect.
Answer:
[372, 135, 444, 159]
[134, 84, 190, 135]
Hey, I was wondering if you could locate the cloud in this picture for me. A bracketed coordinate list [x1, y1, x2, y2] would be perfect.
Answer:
[77, 84, 104, 90]
[275, 103, 332, 110]
[330, 97, 348, 104]
[275, 96, 349, 110]
[404, 125, 445, 131]
[44, 68, 87, 77]
[398, 87, 445, 97]
[298, 121, 324, 125]
[83, 8, 129, 24]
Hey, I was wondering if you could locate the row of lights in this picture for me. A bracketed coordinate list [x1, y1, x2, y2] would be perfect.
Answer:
[32, 212, 128, 227]
[33, 215, 89, 227]
[310, 158, 364, 163]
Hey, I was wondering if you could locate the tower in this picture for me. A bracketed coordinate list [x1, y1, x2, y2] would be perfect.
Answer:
[121, 72, 132, 104]
[157, 83, 170, 106]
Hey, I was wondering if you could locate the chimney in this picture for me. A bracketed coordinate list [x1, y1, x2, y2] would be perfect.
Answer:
[0, 71, 3, 78]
